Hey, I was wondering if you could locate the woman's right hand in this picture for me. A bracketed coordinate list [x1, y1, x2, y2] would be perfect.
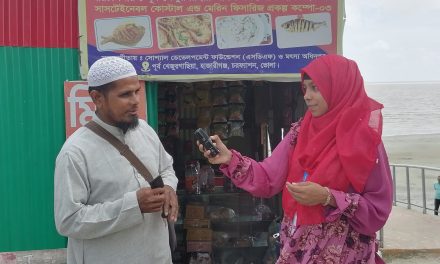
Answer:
[197, 135, 232, 165]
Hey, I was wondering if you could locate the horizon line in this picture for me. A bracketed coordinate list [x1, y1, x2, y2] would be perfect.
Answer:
[365, 81, 440, 85]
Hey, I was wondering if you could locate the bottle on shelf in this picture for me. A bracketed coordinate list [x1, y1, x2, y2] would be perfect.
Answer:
[185, 161, 201, 195]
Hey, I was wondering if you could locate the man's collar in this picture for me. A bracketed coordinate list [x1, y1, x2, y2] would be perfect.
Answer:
[92, 115, 126, 140]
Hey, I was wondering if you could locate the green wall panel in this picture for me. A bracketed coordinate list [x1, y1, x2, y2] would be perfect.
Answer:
[0, 47, 80, 251]
[146, 82, 158, 131]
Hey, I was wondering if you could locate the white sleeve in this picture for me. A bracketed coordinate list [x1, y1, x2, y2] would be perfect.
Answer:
[158, 144, 178, 190]
[141, 120, 178, 190]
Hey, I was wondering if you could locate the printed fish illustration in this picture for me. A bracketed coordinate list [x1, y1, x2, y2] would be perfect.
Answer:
[281, 18, 326, 33]
[101, 23, 145, 46]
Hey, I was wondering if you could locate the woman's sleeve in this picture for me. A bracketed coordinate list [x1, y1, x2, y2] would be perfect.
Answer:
[219, 123, 299, 198]
[325, 143, 393, 236]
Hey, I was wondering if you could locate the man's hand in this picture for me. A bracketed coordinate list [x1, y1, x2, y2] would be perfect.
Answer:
[285, 181, 329, 206]
[136, 187, 165, 213]
[163, 185, 179, 222]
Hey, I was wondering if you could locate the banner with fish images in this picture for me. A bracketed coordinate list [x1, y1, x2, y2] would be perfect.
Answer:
[79, 0, 343, 81]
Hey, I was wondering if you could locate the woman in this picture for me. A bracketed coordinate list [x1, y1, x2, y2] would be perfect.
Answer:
[198, 55, 392, 263]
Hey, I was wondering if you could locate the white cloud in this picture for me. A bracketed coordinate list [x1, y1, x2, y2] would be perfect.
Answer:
[370, 40, 391, 51]
[343, 0, 440, 82]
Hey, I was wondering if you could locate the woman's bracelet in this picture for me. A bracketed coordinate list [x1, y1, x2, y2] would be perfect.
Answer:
[322, 187, 332, 206]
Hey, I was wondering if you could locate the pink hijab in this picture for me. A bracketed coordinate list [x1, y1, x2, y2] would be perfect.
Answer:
[282, 55, 384, 225]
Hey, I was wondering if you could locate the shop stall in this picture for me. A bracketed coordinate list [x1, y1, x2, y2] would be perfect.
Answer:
[70, 1, 345, 263]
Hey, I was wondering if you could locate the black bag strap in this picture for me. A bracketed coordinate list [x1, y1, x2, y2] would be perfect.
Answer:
[85, 120, 164, 188]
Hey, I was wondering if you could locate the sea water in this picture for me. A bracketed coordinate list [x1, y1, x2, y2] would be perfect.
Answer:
[365, 82, 440, 136]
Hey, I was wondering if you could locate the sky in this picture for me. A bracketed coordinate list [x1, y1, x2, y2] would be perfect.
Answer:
[343, 0, 440, 83]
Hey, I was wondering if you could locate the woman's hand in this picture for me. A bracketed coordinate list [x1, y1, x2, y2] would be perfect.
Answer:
[197, 135, 232, 165]
[286, 181, 331, 206]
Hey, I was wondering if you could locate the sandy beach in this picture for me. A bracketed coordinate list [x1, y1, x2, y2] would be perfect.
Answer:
[383, 134, 440, 168]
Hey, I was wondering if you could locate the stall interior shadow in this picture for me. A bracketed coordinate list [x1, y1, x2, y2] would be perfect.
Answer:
[156, 80, 306, 186]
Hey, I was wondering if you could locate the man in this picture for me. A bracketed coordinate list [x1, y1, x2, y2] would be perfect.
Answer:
[435, 175, 440, 215]
[54, 57, 178, 264]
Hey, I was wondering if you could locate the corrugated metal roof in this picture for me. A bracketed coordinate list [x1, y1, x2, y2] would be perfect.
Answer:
[0, 0, 78, 48]
[0, 46, 80, 251]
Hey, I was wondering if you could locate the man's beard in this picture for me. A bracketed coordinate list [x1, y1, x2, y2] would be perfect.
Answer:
[116, 116, 139, 133]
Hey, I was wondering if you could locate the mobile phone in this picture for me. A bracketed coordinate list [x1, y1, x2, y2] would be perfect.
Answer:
[194, 128, 220, 157]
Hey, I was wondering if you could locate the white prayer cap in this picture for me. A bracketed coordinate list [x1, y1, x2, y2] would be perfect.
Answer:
[87, 56, 137, 87]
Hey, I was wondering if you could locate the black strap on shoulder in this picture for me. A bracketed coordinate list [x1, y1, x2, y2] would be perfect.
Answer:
[85, 120, 164, 188]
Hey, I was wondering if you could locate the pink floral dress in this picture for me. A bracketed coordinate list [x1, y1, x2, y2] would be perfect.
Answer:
[220, 122, 392, 264]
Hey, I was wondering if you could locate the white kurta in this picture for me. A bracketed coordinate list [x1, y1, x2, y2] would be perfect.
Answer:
[54, 116, 178, 264]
